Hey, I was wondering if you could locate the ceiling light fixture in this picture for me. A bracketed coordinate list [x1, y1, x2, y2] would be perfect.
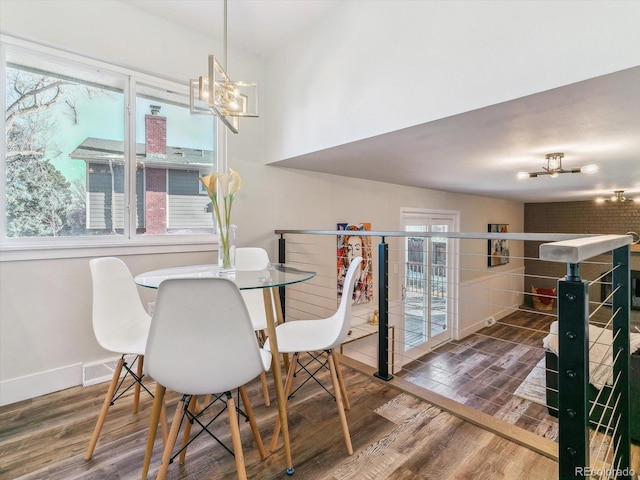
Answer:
[517, 153, 598, 179]
[189, 0, 258, 133]
[595, 190, 638, 204]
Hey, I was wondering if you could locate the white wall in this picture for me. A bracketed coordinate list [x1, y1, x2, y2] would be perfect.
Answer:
[2, 0, 525, 404]
[264, 0, 640, 162]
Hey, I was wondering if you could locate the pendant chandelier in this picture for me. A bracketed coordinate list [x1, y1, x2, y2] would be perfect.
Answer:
[189, 0, 258, 133]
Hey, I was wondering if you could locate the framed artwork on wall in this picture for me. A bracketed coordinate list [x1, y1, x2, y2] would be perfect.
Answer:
[337, 222, 373, 304]
[488, 223, 509, 267]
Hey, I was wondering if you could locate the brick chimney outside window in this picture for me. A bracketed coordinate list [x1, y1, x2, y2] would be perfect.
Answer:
[145, 105, 166, 157]
[144, 105, 167, 234]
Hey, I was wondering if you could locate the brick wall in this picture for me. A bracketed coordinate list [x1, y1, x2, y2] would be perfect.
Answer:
[524, 200, 640, 307]
[145, 112, 166, 156]
[524, 201, 639, 235]
[145, 168, 167, 234]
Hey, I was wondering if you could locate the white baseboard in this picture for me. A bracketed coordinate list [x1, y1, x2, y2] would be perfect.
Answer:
[0, 363, 82, 407]
[455, 303, 519, 340]
[456, 318, 488, 339]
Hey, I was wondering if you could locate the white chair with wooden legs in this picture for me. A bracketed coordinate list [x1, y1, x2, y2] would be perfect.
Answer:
[85, 257, 167, 460]
[141, 277, 272, 480]
[235, 247, 274, 406]
[265, 256, 363, 456]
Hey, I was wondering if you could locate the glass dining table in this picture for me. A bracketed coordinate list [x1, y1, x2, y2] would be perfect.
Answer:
[135, 263, 316, 476]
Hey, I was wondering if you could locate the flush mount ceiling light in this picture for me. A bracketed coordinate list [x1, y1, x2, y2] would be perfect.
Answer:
[189, 0, 258, 133]
[517, 153, 598, 179]
[595, 190, 639, 204]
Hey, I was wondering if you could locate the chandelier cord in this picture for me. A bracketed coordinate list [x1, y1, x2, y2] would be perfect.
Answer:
[223, 0, 228, 71]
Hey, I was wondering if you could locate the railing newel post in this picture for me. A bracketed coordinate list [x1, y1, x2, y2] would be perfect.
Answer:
[375, 236, 392, 381]
[557, 270, 589, 480]
[278, 234, 286, 317]
[612, 245, 632, 479]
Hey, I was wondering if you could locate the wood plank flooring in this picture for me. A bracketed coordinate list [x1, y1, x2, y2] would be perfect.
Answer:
[0, 355, 559, 480]
[396, 308, 640, 475]
[398, 309, 558, 440]
[1, 308, 637, 479]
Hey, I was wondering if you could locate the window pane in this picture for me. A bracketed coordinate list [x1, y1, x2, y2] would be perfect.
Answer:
[3, 45, 215, 244]
[135, 84, 215, 236]
[4, 51, 126, 238]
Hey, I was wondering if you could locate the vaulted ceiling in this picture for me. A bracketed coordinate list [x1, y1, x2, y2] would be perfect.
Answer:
[124, 0, 640, 204]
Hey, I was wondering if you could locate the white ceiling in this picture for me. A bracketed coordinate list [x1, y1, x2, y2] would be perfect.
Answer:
[124, 0, 640, 204]
[124, 0, 342, 54]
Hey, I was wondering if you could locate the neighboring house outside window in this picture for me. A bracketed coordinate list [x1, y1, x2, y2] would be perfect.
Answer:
[69, 107, 214, 235]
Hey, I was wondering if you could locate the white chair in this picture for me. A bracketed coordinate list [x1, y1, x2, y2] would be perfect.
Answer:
[265, 255, 363, 455]
[235, 247, 274, 405]
[141, 277, 272, 480]
[235, 247, 272, 333]
[85, 257, 165, 460]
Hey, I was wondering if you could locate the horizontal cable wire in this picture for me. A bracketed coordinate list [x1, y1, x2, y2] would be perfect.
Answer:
[279, 233, 634, 465]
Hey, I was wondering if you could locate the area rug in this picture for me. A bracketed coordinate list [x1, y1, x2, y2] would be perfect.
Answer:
[513, 358, 547, 406]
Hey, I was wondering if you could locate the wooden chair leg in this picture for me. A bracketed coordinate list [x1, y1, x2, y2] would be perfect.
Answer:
[285, 353, 299, 400]
[178, 395, 199, 464]
[85, 356, 124, 460]
[260, 371, 270, 406]
[133, 355, 143, 413]
[269, 352, 298, 452]
[239, 386, 266, 459]
[227, 395, 248, 480]
[328, 353, 353, 455]
[157, 395, 186, 480]
[160, 400, 169, 446]
[282, 351, 290, 373]
[141, 383, 166, 479]
[254, 331, 271, 407]
[332, 350, 350, 410]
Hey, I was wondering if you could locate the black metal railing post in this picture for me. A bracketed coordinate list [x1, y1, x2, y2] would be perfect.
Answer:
[278, 234, 286, 317]
[375, 237, 392, 381]
[612, 245, 632, 479]
[557, 262, 590, 480]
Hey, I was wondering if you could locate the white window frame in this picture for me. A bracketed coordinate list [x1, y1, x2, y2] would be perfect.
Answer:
[0, 35, 217, 261]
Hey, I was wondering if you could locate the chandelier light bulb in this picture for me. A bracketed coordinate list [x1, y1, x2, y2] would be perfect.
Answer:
[580, 164, 598, 174]
[516, 172, 529, 179]
[550, 172, 559, 179]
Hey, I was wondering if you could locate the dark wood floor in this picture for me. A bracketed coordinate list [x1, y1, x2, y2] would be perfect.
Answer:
[397, 308, 639, 474]
[0, 355, 559, 480]
[398, 309, 559, 440]
[1, 308, 637, 479]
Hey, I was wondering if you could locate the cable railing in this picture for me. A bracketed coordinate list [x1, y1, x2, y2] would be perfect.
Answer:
[274, 229, 638, 479]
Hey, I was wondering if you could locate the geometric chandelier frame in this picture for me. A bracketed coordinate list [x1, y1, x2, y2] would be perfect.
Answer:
[189, 0, 258, 134]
